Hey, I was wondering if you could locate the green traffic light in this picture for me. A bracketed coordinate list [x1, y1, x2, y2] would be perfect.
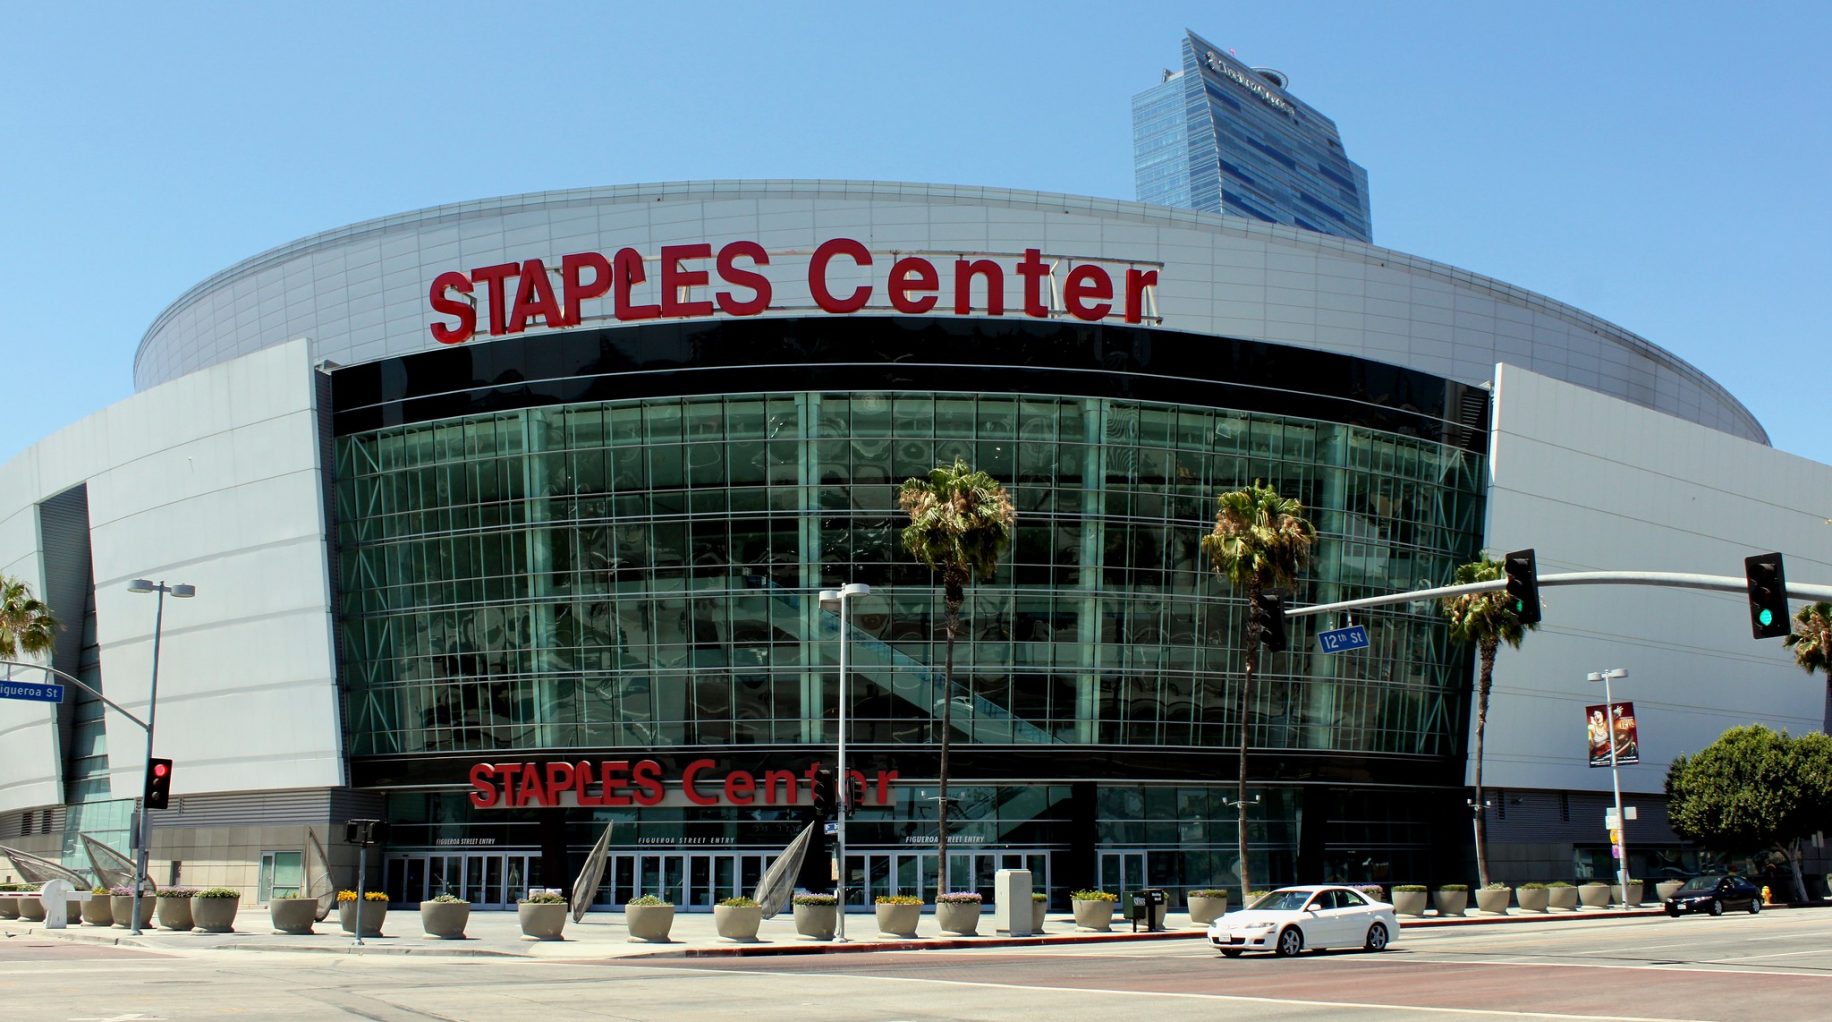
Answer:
[1758, 608, 1774, 627]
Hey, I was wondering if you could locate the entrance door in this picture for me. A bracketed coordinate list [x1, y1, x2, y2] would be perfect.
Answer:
[600, 853, 775, 911]
[1097, 849, 1148, 894]
[384, 852, 537, 909]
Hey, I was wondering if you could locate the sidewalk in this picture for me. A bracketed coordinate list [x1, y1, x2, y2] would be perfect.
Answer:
[2, 901, 1678, 961]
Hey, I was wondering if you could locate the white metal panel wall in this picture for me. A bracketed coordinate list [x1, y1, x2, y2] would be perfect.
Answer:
[1477, 364, 1832, 796]
[0, 339, 341, 814]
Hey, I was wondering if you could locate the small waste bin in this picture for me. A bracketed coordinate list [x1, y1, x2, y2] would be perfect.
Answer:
[1126, 888, 1168, 931]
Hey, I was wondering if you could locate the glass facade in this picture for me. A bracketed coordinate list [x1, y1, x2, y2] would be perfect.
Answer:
[330, 316, 1485, 898]
[1134, 30, 1373, 243]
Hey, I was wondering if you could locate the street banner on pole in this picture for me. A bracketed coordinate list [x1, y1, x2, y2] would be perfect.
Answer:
[1586, 701, 1639, 766]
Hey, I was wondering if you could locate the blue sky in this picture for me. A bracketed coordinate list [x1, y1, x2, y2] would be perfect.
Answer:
[2, 2, 1827, 472]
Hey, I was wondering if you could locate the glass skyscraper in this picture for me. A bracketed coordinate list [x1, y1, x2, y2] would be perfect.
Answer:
[1134, 30, 1372, 242]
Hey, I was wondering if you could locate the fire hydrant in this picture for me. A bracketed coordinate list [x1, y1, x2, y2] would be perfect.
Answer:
[1761, 885, 1773, 905]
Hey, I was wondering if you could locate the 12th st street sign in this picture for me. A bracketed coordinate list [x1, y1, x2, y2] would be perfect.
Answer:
[1316, 625, 1370, 653]
[0, 680, 65, 703]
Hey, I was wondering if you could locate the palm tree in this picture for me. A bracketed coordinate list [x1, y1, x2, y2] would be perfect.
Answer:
[1200, 482, 1315, 903]
[1783, 601, 1832, 723]
[1439, 557, 1536, 889]
[0, 574, 59, 663]
[898, 457, 1016, 895]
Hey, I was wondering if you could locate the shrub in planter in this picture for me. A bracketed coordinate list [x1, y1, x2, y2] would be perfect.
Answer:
[1031, 891, 1048, 932]
[1188, 888, 1231, 925]
[1434, 884, 1469, 917]
[518, 890, 568, 940]
[82, 887, 114, 927]
[0, 887, 17, 921]
[337, 889, 389, 937]
[16, 885, 46, 922]
[1515, 881, 1550, 913]
[1615, 880, 1645, 908]
[192, 887, 241, 932]
[1577, 881, 1611, 908]
[792, 892, 837, 940]
[714, 895, 762, 941]
[109, 885, 155, 929]
[1547, 880, 1579, 911]
[1474, 882, 1512, 914]
[935, 891, 983, 935]
[1391, 885, 1429, 917]
[155, 887, 197, 930]
[625, 894, 676, 943]
[1356, 885, 1388, 904]
[269, 893, 319, 934]
[420, 893, 470, 939]
[874, 894, 923, 938]
[1070, 889, 1118, 932]
[1655, 879, 1685, 903]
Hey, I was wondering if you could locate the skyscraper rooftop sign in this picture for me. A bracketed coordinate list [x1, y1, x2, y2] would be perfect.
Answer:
[427, 240, 1161, 345]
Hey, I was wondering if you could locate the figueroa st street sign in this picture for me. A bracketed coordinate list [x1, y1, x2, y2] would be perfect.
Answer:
[428, 240, 1162, 345]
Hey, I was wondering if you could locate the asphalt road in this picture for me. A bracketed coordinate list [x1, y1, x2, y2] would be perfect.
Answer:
[2, 909, 1828, 1021]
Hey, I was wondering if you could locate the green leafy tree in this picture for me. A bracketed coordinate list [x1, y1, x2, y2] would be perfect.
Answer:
[0, 574, 59, 663]
[1665, 724, 1832, 903]
[898, 458, 1015, 894]
[1783, 601, 1832, 718]
[1200, 482, 1315, 903]
[1439, 557, 1536, 889]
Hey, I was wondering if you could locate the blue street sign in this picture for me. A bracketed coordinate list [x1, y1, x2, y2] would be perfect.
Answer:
[1316, 625, 1370, 654]
[0, 679, 65, 703]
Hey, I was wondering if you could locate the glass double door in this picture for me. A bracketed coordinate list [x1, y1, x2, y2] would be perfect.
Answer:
[600, 852, 772, 911]
[386, 853, 539, 908]
[855, 849, 1050, 906]
[1097, 849, 1148, 893]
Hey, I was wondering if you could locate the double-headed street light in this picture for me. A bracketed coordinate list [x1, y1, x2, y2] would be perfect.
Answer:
[1587, 667, 1630, 904]
[126, 578, 196, 935]
[818, 581, 870, 943]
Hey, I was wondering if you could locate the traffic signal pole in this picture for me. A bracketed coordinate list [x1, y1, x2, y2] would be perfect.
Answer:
[1284, 570, 1832, 620]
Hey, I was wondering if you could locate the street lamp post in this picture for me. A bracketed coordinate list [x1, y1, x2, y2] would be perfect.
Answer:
[1587, 667, 1630, 905]
[1222, 793, 1261, 905]
[819, 582, 870, 943]
[1465, 796, 1493, 875]
[126, 578, 196, 936]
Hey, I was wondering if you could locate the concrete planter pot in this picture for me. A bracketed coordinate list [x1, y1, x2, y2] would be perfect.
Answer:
[111, 895, 155, 929]
[1577, 882, 1611, 908]
[1615, 881, 1644, 907]
[192, 895, 239, 932]
[18, 896, 47, 922]
[1547, 886, 1579, 911]
[156, 896, 194, 931]
[874, 901, 922, 938]
[1391, 890, 1428, 917]
[1474, 887, 1511, 914]
[1655, 880, 1684, 903]
[1515, 887, 1550, 913]
[713, 903, 762, 941]
[81, 894, 114, 926]
[935, 900, 982, 935]
[338, 900, 388, 937]
[420, 900, 470, 939]
[1032, 899, 1048, 932]
[1187, 895, 1230, 925]
[269, 897, 318, 935]
[0, 895, 18, 919]
[518, 901, 567, 940]
[625, 903, 676, 942]
[793, 902, 837, 939]
[1072, 898, 1116, 931]
[1433, 889, 1468, 917]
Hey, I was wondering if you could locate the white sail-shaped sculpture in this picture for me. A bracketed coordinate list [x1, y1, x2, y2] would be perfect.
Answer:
[753, 820, 816, 918]
[571, 822, 613, 924]
[0, 844, 93, 888]
[304, 828, 336, 921]
[81, 834, 147, 892]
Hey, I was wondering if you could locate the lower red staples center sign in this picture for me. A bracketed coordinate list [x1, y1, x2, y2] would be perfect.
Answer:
[467, 758, 898, 810]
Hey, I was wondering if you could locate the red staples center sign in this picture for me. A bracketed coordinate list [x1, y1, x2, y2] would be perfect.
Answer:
[427, 239, 1161, 345]
[467, 758, 899, 810]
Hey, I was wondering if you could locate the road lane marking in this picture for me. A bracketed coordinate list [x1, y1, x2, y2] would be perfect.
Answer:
[1701, 949, 1832, 963]
[662, 962, 1720, 1020]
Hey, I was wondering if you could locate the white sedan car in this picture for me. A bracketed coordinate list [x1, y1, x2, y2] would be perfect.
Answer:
[1206, 884, 1399, 957]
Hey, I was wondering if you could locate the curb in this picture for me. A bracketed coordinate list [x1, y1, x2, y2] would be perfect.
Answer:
[661, 926, 1195, 959]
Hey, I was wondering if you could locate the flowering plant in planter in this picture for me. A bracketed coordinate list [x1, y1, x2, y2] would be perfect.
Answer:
[156, 887, 197, 898]
[792, 893, 837, 906]
[1069, 889, 1117, 902]
[1394, 884, 1427, 893]
[109, 885, 136, 897]
[91, 886, 109, 896]
[874, 894, 923, 905]
[935, 891, 982, 904]
[717, 895, 758, 908]
[428, 892, 468, 904]
[627, 894, 673, 907]
[521, 891, 566, 904]
[195, 887, 240, 898]
[337, 889, 389, 902]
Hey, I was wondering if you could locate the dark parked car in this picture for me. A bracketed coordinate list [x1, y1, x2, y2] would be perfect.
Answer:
[1665, 875, 1763, 917]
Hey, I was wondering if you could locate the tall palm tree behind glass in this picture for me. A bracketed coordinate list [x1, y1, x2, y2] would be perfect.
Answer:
[1439, 556, 1536, 890]
[898, 458, 1015, 895]
[0, 574, 59, 664]
[1200, 482, 1315, 904]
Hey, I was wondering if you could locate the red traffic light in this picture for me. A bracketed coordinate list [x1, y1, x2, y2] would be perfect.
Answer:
[152, 762, 169, 777]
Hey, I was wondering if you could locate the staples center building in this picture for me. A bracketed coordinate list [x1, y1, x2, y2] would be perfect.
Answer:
[3, 181, 1827, 909]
